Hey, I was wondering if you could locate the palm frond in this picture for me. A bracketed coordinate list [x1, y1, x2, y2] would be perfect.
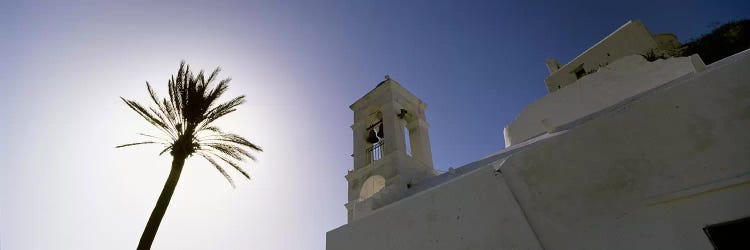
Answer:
[202, 150, 251, 180]
[120, 98, 177, 140]
[116, 141, 166, 148]
[232, 146, 257, 161]
[201, 126, 223, 134]
[220, 133, 262, 151]
[136, 133, 172, 145]
[119, 60, 262, 188]
[200, 153, 236, 188]
[158, 146, 172, 156]
[146, 82, 182, 133]
[197, 96, 244, 131]
[201, 134, 263, 154]
[204, 79, 230, 110]
[204, 143, 244, 160]
[206, 67, 221, 85]
[161, 99, 179, 130]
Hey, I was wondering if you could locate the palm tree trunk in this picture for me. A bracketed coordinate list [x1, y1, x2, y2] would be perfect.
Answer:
[137, 155, 186, 250]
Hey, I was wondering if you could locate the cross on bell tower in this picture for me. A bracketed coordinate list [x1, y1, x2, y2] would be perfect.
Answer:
[344, 76, 436, 222]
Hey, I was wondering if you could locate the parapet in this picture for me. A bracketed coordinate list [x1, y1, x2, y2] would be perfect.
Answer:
[504, 54, 706, 147]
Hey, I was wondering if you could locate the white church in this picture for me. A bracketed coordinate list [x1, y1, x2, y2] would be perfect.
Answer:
[326, 20, 750, 250]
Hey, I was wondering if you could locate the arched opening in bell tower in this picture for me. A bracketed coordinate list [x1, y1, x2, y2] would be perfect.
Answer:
[365, 111, 384, 163]
[403, 123, 412, 156]
[359, 175, 385, 200]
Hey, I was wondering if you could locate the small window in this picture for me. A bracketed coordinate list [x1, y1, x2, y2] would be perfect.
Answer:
[574, 67, 586, 79]
[704, 217, 750, 249]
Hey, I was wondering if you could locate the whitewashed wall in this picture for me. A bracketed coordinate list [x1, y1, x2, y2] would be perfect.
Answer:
[504, 54, 705, 147]
[500, 49, 750, 250]
[327, 165, 543, 250]
[327, 50, 750, 250]
[544, 20, 661, 92]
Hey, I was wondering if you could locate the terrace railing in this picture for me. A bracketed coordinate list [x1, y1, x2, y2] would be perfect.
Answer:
[366, 140, 384, 163]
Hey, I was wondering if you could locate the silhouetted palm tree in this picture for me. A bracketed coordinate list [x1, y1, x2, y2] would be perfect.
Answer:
[118, 61, 262, 250]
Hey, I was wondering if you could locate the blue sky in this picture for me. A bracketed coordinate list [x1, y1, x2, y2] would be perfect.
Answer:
[1, 0, 748, 249]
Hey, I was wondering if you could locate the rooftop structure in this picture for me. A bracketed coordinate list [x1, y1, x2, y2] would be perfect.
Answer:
[544, 20, 680, 93]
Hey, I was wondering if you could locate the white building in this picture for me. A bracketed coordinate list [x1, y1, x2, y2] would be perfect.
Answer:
[544, 20, 680, 93]
[327, 21, 750, 250]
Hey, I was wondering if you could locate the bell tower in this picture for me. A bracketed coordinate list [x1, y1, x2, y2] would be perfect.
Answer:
[345, 76, 436, 222]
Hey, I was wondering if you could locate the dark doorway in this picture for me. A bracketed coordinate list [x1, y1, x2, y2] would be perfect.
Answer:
[704, 216, 750, 249]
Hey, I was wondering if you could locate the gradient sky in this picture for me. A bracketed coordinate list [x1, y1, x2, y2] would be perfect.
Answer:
[1, 0, 748, 249]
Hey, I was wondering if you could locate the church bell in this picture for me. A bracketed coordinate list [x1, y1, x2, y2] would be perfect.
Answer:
[366, 129, 380, 143]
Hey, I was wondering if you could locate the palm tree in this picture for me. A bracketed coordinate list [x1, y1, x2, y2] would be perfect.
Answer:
[118, 61, 262, 250]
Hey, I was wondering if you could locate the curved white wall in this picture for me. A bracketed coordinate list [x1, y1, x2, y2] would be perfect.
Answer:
[504, 54, 705, 147]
